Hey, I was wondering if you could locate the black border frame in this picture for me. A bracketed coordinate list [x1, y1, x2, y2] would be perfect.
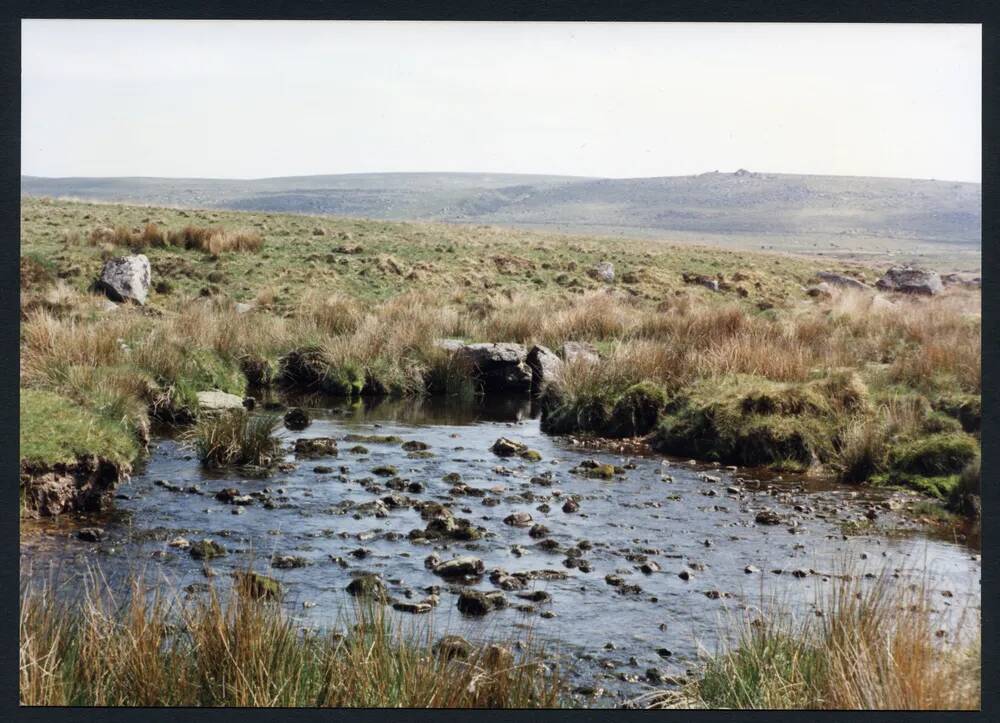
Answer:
[2, 3, 995, 722]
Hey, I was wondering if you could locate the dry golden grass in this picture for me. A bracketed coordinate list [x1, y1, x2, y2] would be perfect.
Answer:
[641, 566, 980, 710]
[19, 568, 564, 707]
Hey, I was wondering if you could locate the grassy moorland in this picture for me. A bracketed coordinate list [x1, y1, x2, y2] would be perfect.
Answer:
[19, 196, 981, 515]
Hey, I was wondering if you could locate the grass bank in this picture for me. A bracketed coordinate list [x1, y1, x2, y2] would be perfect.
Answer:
[19, 569, 566, 707]
[641, 570, 980, 710]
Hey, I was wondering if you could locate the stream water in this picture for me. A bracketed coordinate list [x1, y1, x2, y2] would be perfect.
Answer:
[20, 395, 981, 705]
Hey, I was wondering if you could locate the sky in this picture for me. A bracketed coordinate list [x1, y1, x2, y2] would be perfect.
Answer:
[21, 21, 982, 182]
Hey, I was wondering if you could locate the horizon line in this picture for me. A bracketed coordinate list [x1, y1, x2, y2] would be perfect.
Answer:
[20, 168, 983, 185]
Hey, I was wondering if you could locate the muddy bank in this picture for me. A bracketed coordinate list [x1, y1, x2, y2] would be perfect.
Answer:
[20, 456, 131, 518]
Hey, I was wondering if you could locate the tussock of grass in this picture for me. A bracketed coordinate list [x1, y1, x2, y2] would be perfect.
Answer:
[833, 417, 888, 483]
[667, 570, 980, 710]
[82, 222, 264, 256]
[19, 570, 565, 707]
[185, 410, 283, 469]
[651, 375, 846, 468]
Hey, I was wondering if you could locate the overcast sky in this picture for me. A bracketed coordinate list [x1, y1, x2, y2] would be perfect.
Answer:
[21, 21, 981, 182]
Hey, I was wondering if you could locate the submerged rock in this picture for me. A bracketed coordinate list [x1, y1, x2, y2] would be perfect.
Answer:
[283, 407, 310, 430]
[491, 437, 528, 457]
[571, 460, 616, 479]
[503, 511, 533, 527]
[457, 589, 508, 616]
[293, 437, 338, 458]
[271, 555, 309, 569]
[755, 510, 783, 526]
[433, 556, 485, 578]
[345, 573, 388, 601]
[76, 527, 104, 542]
[234, 571, 282, 599]
[189, 539, 226, 560]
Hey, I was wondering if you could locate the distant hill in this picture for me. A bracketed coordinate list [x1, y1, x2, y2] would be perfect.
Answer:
[21, 170, 981, 269]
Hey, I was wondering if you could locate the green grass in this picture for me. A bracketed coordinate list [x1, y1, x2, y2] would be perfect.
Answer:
[19, 389, 137, 466]
[650, 375, 845, 468]
[872, 432, 980, 498]
[19, 196, 846, 309]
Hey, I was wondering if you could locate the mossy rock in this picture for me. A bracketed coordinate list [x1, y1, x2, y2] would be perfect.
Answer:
[235, 571, 282, 600]
[519, 449, 542, 462]
[343, 433, 403, 444]
[346, 574, 388, 601]
[189, 539, 227, 560]
[570, 460, 616, 479]
[608, 382, 666, 437]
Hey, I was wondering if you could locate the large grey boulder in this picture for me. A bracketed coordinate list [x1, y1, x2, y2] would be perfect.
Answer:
[876, 267, 943, 296]
[97, 254, 151, 305]
[816, 271, 870, 291]
[445, 342, 532, 393]
[526, 345, 563, 391]
[196, 390, 245, 413]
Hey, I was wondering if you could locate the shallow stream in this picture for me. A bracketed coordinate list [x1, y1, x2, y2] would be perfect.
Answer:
[20, 395, 981, 705]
